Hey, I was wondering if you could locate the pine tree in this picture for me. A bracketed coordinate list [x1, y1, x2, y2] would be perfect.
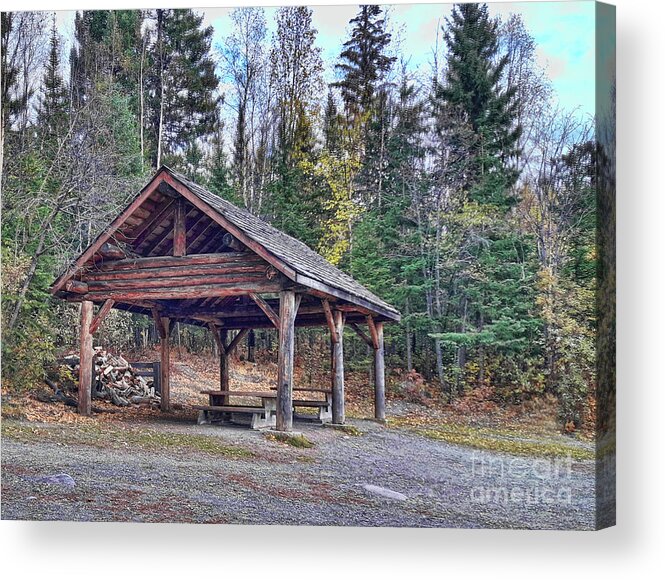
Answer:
[334, 5, 396, 122]
[440, 2, 521, 207]
[266, 6, 325, 248]
[323, 90, 343, 153]
[37, 19, 69, 147]
[428, 3, 540, 396]
[147, 9, 219, 168]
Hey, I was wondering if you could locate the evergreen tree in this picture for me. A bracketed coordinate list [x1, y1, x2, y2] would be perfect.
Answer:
[439, 2, 521, 207]
[334, 5, 396, 122]
[266, 6, 324, 248]
[147, 9, 219, 168]
[37, 19, 69, 147]
[429, 3, 539, 396]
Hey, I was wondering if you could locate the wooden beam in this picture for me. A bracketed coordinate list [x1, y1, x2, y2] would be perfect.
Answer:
[366, 315, 380, 350]
[208, 323, 224, 354]
[89, 299, 115, 334]
[373, 321, 386, 422]
[276, 290, 297, 431]
[87, 272, 270, 291]
[221, 232, 245, 252]
[152, 308, 166, 339]
[249, 292, 280, 328]
[65, 280, 88, 294]
[98, 242, 125, 260]
[76, 280, 287, 302]
[173, 198, 186, 256]
[349, 322, 373, 347]
[226, 328, 249, 354]
[185, 216, 216, 253]
[78, 301, 94, 416]
[141, 215, 175, 256]
[331, 309, 345, 424]
[84, 263, 265, 282]
[321, 299, 337, 343]
[92, 252, 263, 272]
[297, 275, 401, 322]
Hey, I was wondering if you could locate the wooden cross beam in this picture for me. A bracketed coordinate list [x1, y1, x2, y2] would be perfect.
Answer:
[366, 315, 380, 350]
[349, 321, 373, 347]
[321, 299, 337, 343]
[89, 299, 115, 334]
[249, 292, 280, 328]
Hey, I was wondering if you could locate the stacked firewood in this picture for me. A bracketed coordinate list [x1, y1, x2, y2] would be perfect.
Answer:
[59, 348, 159, 407]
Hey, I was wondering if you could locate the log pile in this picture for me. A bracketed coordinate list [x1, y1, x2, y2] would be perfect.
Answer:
[59, 348, 160, 407]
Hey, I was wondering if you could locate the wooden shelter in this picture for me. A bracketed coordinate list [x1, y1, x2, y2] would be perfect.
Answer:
[50, 167, 400, 431]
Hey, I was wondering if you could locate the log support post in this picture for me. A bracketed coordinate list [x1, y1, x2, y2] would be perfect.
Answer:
[78, 300, 94, 416]
[373, 320, 386, 421]
[155, 313, 171, 412]
[276, 290, 298, 431]
[209, 325, 249, 405]
[331, 309, 345, 424]
[219, 329, 229, 404]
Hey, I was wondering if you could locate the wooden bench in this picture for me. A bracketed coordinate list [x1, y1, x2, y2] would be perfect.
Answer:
[270, 387, 333, 423]
[196, 390, 277, 430]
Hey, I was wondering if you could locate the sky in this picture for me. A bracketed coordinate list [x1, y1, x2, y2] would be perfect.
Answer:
[55, 1, 596, 119]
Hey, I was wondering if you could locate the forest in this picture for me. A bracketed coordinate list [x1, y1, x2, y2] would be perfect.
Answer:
[1, 4, 605, 431]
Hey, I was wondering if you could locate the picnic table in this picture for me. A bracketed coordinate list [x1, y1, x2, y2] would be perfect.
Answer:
[194, 390, 277, 429]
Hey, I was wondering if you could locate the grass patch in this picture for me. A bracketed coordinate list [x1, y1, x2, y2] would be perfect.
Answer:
[265, 432, 314, 448]
[387, 418, 594, 461]
[1, 419, 254, 458]
[327, 424, 363, 436]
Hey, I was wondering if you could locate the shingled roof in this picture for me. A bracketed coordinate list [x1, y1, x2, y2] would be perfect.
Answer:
[166, 168, 399, 320]
[51, 166, 400, 322]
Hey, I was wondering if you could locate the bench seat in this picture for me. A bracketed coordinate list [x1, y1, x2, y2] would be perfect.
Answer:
[193, 404, 276, 429]
[293, 400, 330, 408]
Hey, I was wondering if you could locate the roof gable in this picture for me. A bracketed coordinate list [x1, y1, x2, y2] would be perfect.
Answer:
[51, 167, 400, 321]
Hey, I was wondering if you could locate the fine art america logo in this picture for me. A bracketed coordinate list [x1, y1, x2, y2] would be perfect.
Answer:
[469, 452, 573, 506]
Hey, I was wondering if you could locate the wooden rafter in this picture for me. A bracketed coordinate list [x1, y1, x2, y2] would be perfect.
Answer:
[51, 174, 169, 294]
[128, 198, 175, 249]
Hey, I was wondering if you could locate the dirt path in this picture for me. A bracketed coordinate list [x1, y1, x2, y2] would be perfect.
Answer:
[1, 415, 595, 529]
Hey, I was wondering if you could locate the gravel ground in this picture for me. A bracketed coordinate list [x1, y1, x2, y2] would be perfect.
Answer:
[1, 416, 596, 529]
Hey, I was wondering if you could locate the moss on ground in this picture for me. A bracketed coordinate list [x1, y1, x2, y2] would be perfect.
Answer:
[265, 432, 314, 448]
[387, 417, 594, 461]
[327, 424, 363, 436]
[1, 419, 254, 458]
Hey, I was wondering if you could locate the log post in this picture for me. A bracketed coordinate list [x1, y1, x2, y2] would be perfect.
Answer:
[373, 321, 386, 421]
[219, 329, 229, 404]
[331, 309, 345, 424]
[276, 290, 297, 431]
[159, 316, 171, 412]
[78, 300, 94, 416]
